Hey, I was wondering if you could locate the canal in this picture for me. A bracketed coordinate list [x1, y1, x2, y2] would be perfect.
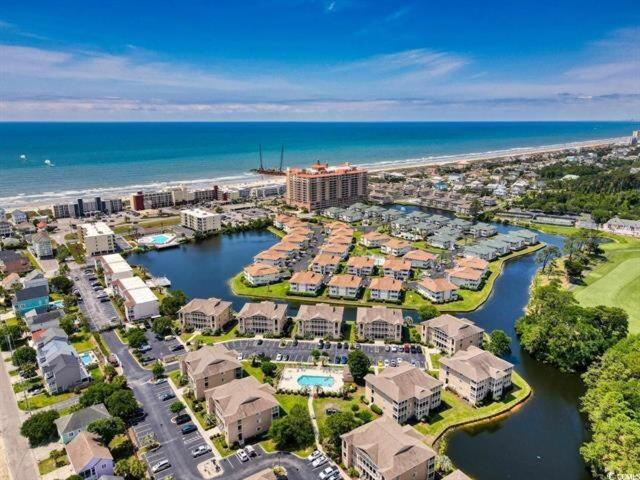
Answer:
[127, 225, 591, 480]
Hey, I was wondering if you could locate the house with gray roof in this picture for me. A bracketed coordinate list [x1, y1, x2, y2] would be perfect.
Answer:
[25, 309, 63, 332]
[32, 327, 68, 349]
[55, 403, 111, 444]
[510, 229, 539, 245]
[481, 239, 511, 255]
[463, 244, 498, 261]
[37, 340, 90, 394]
[494, 234, 526, 250]
[469, 222, 497, 238]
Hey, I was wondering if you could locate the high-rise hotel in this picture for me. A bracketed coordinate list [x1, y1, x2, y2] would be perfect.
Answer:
[285, 162, 368, 211]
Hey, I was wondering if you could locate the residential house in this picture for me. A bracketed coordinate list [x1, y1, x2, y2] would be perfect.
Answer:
[253, 249, 289, 268]
[243, 263, 282, 286]
[369, 277, 403, 303]
[481, 239, 510, 256]
[37, 340, 90, 393]
[11, 210, 27, 224]
[288, 271, 324, 295]
[510, 229, 539, 245]
[270, 242, 302, 259]
[382, 258, 412, 281]
[327, 274, 363, 299]
[310, 254, 341, 274]
[416, 278, 459, 303]
[55, 404, 111, 444]
[0, 220, 12, 237]
[319, 243, 350, 260]
[463, 245, 497, 261]
[205, 376, 279, 445]
[31, 231, 53, 259]
[341, 416, 436, 480]
[25, 309, 62, 332]
[0, 250, 31, 275]
[403, 249, 436, 269]
[446, 266, 484, 290]
[119, 282, 159, 322]
[356, 306, 403, 342]
[455, 257, 489, 276]
[469, 223, 497, 238]
[236, 301, 288, 335]
[381, 239, 412, 257]
[21, 269, 48, 289]
[31, 327, 68, 349]
[180, 344, 242, 400]
[603, 217, 640, 237]
[365, 364, 442, 423]
[96, 254, 133, 287]
[66, 432, 114, 480]
[13, 285, 49, 315]
[178, 297, 232, 332]
[360, 231, 390, 248]
[439, 346, 514, 406]
[296, 304, 344, 339]
[346, 256, 375, 276]
[419, 314, 484, 355]
[494, 234, 526, 250]
[428, 235, 455, 250]
[0, 272, 20, 290]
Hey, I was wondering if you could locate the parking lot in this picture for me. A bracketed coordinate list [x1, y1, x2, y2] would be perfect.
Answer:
[131, 378, 214, 479]
[139, 329, 185, 365]
[225, 338, 426, 368]
[71, 264, 120, 331]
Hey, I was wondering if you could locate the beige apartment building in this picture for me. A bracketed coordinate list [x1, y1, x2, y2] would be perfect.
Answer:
[356, 306, 403, 342]
[439, 346, 514, 406]
[365, 364, 442, 424]
[285, 162, 368, 211]
[341, 416, 437, 480]
[180, 208, 222, 233]
[236, 301, 288, 335]
[420, 314, 484, 355]
[296, 304, 344, 339]
[80, 222, 116, 256]
[206, 376, 280, 445]
[327, 274, 363, 299]
[180, 344, 242, 400]
[178, 297, 233, 332]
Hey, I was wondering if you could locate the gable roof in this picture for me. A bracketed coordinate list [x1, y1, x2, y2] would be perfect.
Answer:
[418, 277, 459, 293]
[55, 404, 111, 435]
[369, 277, 403, 292]
[296, 304, 344, 324]
[15, 285, 48, 302]
[421, 314, 484, 340]
[356, 306, 403, 325]
[206, 376, 278, 423]
[439, 346, 513, 382]
[181, 344, 241, 380]
[365, 364, 442, 402]
[237, 301, 287, 320]
[66, 432, 112, 473]
[178, 298, 232, 318]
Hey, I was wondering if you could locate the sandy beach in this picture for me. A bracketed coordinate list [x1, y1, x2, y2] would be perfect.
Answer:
[5, 135, 628, 212]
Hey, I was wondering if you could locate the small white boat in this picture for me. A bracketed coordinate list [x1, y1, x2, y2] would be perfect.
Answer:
[19, 154, 27, 160]
[44, 159, 55, 167]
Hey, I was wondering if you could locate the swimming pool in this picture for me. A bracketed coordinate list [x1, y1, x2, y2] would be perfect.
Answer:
[148, 234, 172, 245]
[297, 375, 335, 388]
[138, 233, 177, 247]
[79, 352, 96, 366]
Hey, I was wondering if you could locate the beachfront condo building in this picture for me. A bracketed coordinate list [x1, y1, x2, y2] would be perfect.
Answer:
[236, 301, 288, 335]
[295, 304, 344, 339]
[180, 344, 242, 400]
[439, 346, 514, 406]
[341, 416, 437, 480]
[80, 222, 116, 256]
[419, 314, 484, 355]
[205, 376, 280, 446]
[285, 162, 368, 211]
[180, 208, 222, 233]
[356, 306, 403, 342]
[365, 364, 442, 424]
[178, 297, 233, 332]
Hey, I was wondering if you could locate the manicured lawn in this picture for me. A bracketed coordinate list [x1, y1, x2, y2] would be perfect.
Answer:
[242, 361, 266, 383]
[267, 226, 286, 238]
[412, 372, 531, 442]
[38, 454, 69, 475]
[13, 377, 43, 393]
[230, 274, 290, 298]
[573, 236, 640, 333]
[260, 438, 314, 458]
[182, 394, 210, 430]
[430, 353, 441, 369]
[18, 391, 75, 410]
[192, 325, 239, 345]
[8, 368, 19, 376]
[411, 241, 445, 254]
[138, 216, 180, 228]
[312, 387, 379, 441]
[343, 321, 356, 343]
[168, 369, 182, 386]
[212, 435, 237, 457]
[66, 242, 86, 264]
[90, 367, 104, 382]
[69, 331, 95, 353]
[275, 393, 308, 413]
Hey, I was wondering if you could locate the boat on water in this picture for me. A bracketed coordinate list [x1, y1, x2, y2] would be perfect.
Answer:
[44, 159, 55, 167]
[250, 145, 286, 176]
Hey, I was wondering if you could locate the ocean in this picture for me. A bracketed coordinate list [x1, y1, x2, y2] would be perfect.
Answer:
[0, 121, 636, 209]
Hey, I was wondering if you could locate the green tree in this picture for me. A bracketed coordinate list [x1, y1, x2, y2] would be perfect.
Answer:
[485, 330, 512, 357]
[323, 411, 361, 458]
[170, 401, 185, 414]
[310, 349, 321, 361]
[535, 245, 561, 272]
[87, 417, 126, 444]
[260, 360, 277, 377]
[12, 345, 36, 367]
[0, 324, 23, 351]
[20, 410, 59, 446]
[418, 304, 440, 322]
[114, 456, 147, 479]
[105, 389, 138, 419]
[151, 317, 173, 337]
[125, 328, 147, 349]
[159, 290, 187, 317]
[55, 244, 70, 262]
[108, 434, 133, 459]
[152, 361, 165, 379]
[347, 350, 371, 384]
[49, 275, 73, 294]
[103, 364, 117, 382]
[269, 405, 314, 450]
[80, 381, 121, 407]
[59, 315, 76, 336]
[469, 198, 482, 221]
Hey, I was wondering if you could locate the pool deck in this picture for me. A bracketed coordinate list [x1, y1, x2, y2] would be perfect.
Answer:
[278, 366, 344, 394]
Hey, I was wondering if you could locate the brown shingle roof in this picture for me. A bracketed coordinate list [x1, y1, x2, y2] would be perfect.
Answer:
[356, 306, 403, 325]
[66, 432, 112, 473]
[383, 257, 412, 271]
[296, 303, 344, 324]
[328, 274, 363, 289]
[244, 263, 280, 276]
[237, 301, 287, 320]
[347, 256, 375, 268]
[289, 271, 324, 286]
[403, 249, 437, 261]
[440, 346, 513, 382]
[418, 277, 459, 293]
[446, 266, 483, 281]
[181, 344, 241, 380]
[383, 238, 411, 249]
[311, 253, 341, 266]
[365, 364, 441, 402]
[179, 298, 232, 318]
[420, 314, 484, 340]
[206, 376, 278, 423]
[456, 257, 489, 271]
[369, 277, 403, 292]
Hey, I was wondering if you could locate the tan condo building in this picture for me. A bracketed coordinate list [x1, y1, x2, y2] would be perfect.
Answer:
[180, 344, 242, 400]
[237, 301, 288, 335]
[341, 416, 437, 480]
[296, 304, 344, 339]
[365, 364, 442, 424]
[420, 314, 484, 355]
[356, 306, 403, 342]
[439, 346, 514, 406]
[178, 297, 233, 333]
[285, 162, 368, 211]
[206, 376, 280, 446]
[80, 222, 116, 256]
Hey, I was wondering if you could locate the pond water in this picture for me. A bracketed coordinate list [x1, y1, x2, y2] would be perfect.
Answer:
[126, 220, 591, 480]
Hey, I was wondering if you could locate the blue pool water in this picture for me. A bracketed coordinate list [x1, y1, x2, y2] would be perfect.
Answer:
[149, 234, 172, 245]
[79, 352, 95, 366]
[297, 375, 335, 388]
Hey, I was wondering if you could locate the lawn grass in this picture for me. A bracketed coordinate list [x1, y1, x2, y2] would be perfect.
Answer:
[242, 361, 266, 383]
[37, 454, 69, 475]
[412, 371, 531, 442]
[430, 353, 441, 369]
[13, 377, 43, 393]
[573, 235, 640, 333]
[90, 367, 104, 382]
[69, 331, 95, 353]
[275, 393, 308, 413]
[67, 242, 86, 264]
[267, 226, 286, 238]
[343, 321, 356, 343]
[312, 386, 379, 441]
[212, 435, 237, 457]
[18, 391, 75, 410]
[190, 325, 239, 345]
[138, 216, 180, 229]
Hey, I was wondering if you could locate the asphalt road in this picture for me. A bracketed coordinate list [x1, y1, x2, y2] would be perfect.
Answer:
[220, 445, 326, 480]
[71, 264, 119, 331]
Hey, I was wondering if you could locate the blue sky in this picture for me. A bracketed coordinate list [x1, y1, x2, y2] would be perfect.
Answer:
[1, 0, 638, 120]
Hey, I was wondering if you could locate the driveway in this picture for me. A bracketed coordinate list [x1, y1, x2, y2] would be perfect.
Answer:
[220, 445, 321, 480]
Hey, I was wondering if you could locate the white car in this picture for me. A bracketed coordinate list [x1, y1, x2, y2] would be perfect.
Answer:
[244, 444, 256, 457]
[384, 359, 390, 367]
[191, 445, 211, 458]
[236, 449, 249, 462]
[307, 450, 322, 461]
[237, 353, 244, 360]
[151, 459, 170, 473]
[319, 466, 336, 479]
[397, 357, 403, 364]
[312, 456, 327, 468]
[153, 378, 167, 385]
[391, 345, 398, 352]
[275, 353, 282, 361]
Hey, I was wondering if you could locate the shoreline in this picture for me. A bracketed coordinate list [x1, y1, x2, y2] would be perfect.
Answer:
[4, 135, 627, 211]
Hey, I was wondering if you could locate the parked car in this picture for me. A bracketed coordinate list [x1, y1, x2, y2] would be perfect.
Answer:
[151, 460, 171, 473]
[159, 392, 175, 401]
[138, 344, 152, 353]
[191, 445, 211, 458]
[175, 414, 191, 425]
[384, 359, 390, 367]
[312, 456, 327, 468]
[385, 345, 391, 352]
[307, 450, 322, 462]
[181, 424, 197, 435]
[341, 355, 348, 364]
[275, 353, 282, 361]
[342, 341, 349, 349]
[292, 339, 298, 346]
[319, 467, 336, 479]
[257, 339, 263, 345]
[403, 343, 411, 353]
[391, 345, 398, 353]
[170, 344, 184, 352]
[236, 449, 249, 462]
[245, 445, 256, 457]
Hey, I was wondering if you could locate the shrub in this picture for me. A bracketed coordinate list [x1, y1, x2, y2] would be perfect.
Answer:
[370, 403, 382, 415]
[20, 410, 59, 446]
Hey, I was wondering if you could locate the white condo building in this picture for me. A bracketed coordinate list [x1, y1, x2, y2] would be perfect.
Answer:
[80, 222, 116, 256]
[180, 208, 222, 233]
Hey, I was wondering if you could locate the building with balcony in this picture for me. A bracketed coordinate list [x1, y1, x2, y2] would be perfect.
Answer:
[178, 297, 233, 333]
[295, 304, 344, 339]
[80, 222, 116, 256]
[419, 314, 484, 355]
[180, 208, 222, 233]
[356, 306, 403, 342]
[236, 301, 288, 335]
[180, 344, 242, 400]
